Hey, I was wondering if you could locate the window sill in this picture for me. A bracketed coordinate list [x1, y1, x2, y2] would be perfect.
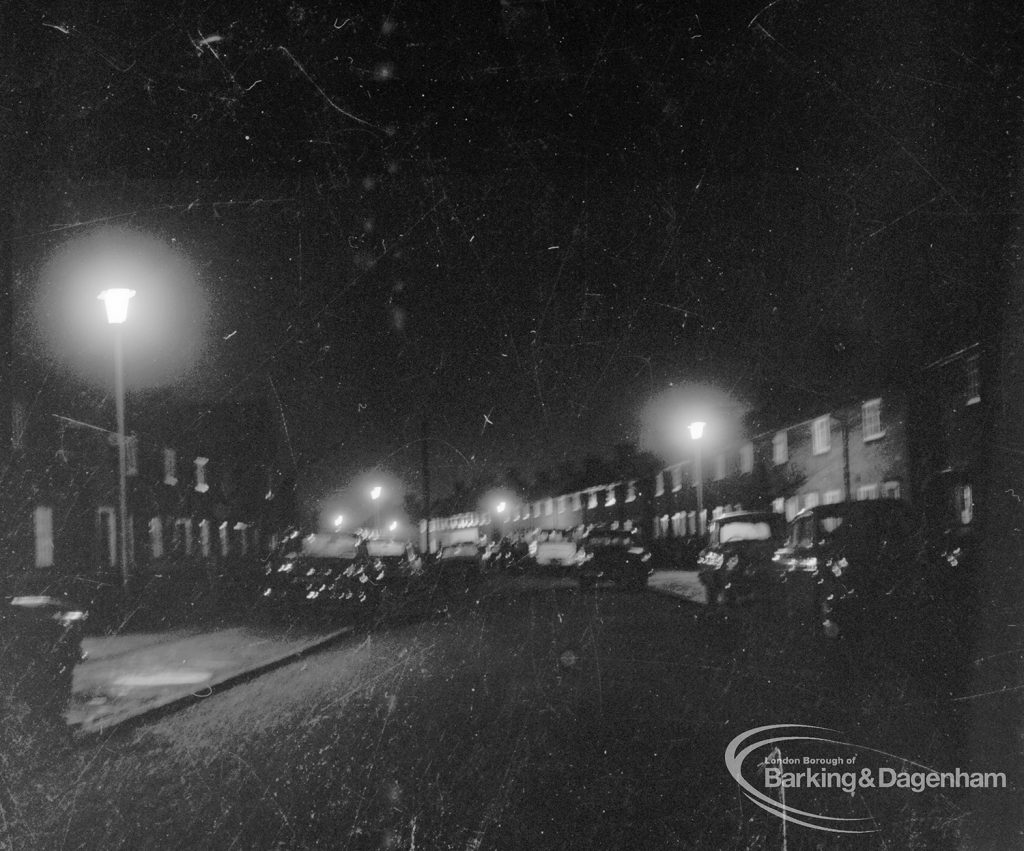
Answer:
[863, 431, 886, 443]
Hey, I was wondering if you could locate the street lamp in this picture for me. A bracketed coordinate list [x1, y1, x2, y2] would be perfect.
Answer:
[370, 485, 382, 536]
[98, 287, 136, 590]
[333, 514, 344, 530]
[689, 421, 706, 538]
[388, 520, 398, 536]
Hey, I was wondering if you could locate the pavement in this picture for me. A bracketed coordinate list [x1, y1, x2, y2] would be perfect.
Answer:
[646, 569, 707, 605]
[67, 621, 352, 736]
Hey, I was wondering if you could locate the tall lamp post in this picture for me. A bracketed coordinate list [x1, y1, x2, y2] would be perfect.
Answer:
[98, 287, 135, 590]
[689, 421, 706, 538]
[370, 485, 382, 537]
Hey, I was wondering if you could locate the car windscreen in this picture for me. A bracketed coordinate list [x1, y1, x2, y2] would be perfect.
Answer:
[366, 541, 407, 557]
[718, 521, 773, 543]
[587, 535, 633, 548]
[300, 534, 360, 559]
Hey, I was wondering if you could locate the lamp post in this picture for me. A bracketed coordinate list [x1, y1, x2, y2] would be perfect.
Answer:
[370, 485, 382, 537]
[98, 287, 135, 590]
[689, 420, 706, 538]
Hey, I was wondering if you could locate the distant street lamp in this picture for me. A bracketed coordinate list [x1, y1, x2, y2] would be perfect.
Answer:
[333, 514, 344, 530]
[98, 287, 136, 590]
[689, 421, 706, 537]
[388, 520, 398, 536]
[370, 485, 382, 536]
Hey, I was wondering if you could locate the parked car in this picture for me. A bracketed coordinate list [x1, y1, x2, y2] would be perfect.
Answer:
[433, 542, 483, 587]
[529, 529, 582, 573]
[577, 526, 652, 592]
[771, 499, 923, 639]
[1, 594, 87, 734]
[259, 531, 373, 614]
[697, 511, 785, 606]
[363, 539, 424, 588]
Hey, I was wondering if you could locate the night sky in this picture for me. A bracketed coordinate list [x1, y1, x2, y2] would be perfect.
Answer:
[3, 1, 1015, 511]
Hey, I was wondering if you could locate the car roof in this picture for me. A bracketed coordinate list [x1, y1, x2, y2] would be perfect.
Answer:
[791, 499, 910, 522]
[715, 511, 778, 522]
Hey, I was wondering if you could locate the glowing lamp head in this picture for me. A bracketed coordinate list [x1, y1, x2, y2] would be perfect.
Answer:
[689, 421, 706, 441]
[496, 501, 507, 514]
[98, 288, 136, 325]
[388, 520, 398, 532]
[333, 515, 344, 529]
[370, 486, 382, 501]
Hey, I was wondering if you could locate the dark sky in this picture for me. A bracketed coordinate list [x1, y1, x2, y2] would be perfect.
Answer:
[2, 1, 1015, 509]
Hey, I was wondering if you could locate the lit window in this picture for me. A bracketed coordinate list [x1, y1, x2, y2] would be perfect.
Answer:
[557, 496, 567, 514]
[34, 505, 54, 568]
[862, 399, 884, 441]
[606, 486, 616, 506]
[534, 501, 543, 517]
[803, 492, 819, 509]
[671, 465, 683, 493]
[773, 431, 788, 465]
[740, 442, 754, 474]
[956, 484, 974, 524]
[784, 496, 800, 520]
[824, 489, 843, 505]
[772, 497, 785, 514]
[882, 480, 901, 499]
[126, 435, 139, 477]
[626, 480, 637, 502]
[812, 416, 831, 455]
[857, 483, 879, 501]
[194, 457, 210, 493]
[545, 498, 554, 516]
[966, 355, 981, 405]
[655, 472, 664, 496]
[571, 492, 582, 511]
[714, 454, 726, 481]
[587, 491, 598, 509]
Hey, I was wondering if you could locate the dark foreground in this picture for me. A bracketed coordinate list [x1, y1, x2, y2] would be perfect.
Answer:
[1, 577, 1000, 849]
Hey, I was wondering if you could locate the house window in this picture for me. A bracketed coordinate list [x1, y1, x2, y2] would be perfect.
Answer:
[194, 457, 210, 493]
[587, 491, 598, 509]
[626, 480, 637, 503]
[803, 492, 819, 510]
[571, 492, 582, 511]
[882, 480, 901, 499]
[714, 454, 726, 481]
[34, 506, 54, 568]
[534, 501, 543, 517]
[163, 448, 178, 485]
[784, 496, 800, 520]
[862, 399, 884, 441]
[857, 483, 879, 501]
[605, 487, 616, 506]
[11, 400, 27, 450]
[655, 472, 664, 497]
[812, 416, 831, 455]
[545, 498, 554, 516]
[740, 442, 754, 474]
[671, 465, 683, 493]
[773, 431, 788, 465]
[966, 354, 981, 405]
[956, 484, 974, 524]
[556, 496, 566, 514]
[824, 489, 843, 504]
[772, 497, 785, 514]
[150, 517, 164, 558]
